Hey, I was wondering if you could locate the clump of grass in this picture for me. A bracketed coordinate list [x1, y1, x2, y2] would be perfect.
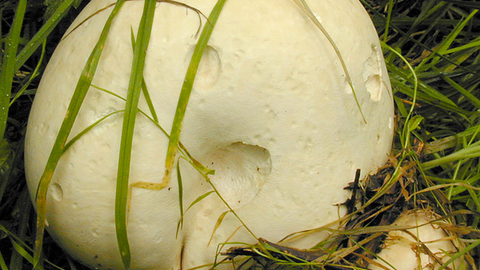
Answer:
[1, 0, 479, 269]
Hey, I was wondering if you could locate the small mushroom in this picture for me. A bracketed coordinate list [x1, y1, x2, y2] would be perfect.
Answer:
[370, 210, 464, 270]
[25, 0, 394, 269]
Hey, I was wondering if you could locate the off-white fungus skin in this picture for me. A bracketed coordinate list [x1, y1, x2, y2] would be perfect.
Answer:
[370, 211, 463, 270]
[25, 0, 394, 269]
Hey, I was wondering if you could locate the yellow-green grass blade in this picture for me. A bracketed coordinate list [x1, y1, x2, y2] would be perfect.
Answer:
[0, 140, 12, 201]
[0, 253, 6, 270]
[441, 74, 480, 109]
[33, 1, 126, 267]
[186, 191, 215, 213]
[442, 1, 480, 9]
[0, 0, 26, 139]
[130, 27, 159, 124]
[176, 190, 216, 240]
[381, 42, 419, 149]
[11, 240, 41, 270]
[163, 0, 227, 186]
[382, 0, 395, 42]
[14, 0, 78, 71]
[0, 224, 42, 270]
[415, 9, 478, 72]
[141, 79, 159, 123]
[92, 84, 170, 137]
[202, 173, 257, 239]
[64, 110, 124, 152]
[115, 0, 157, 268]
[9, 189, 32, 270]
[208, 210, 230, 246]
[1, 226, 67, 270]
[175, 160, 184, 237]
[399, 2, 449, 56]
[422, 142, 480, 170]
[363, 1, 470, 73]
[386, 59, 472, 116]
[443, 37, 480, 55]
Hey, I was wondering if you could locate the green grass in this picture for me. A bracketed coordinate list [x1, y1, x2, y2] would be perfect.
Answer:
[1, 0, 480, 269]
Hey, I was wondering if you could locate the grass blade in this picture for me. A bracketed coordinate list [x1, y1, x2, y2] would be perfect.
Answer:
[115, 0, 157, 268]
[9, 189, 32, 270]
[9, 41, 47, 106]
[440, 0, 480, 9]
[437, 239, 480, 270]
[33, 1, 126, 267]
[162, 0, 227, 187]
[64, 110, 124, 152]
[415, 9, 478, 72]
[186, 191, 215, 213]
[293, 0, 367, 123]
[381, 42, 419, 149]
[130, 27, 159, 124]
[208, 210, 230, 246]
[175, 159, 184, 237]
[141, 79, 159, 123]
[422, 143, 480, 170]
[0, 253, 7, 270]
[14, 0, 78, 71]
[441, 75, 480, 109]
[0, 0, 26, 139]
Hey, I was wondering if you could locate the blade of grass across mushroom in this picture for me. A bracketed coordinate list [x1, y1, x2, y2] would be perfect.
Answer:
[175, 158, 213, 238]
[63, 110, 125, 152]
[33, 1, 126, 267]
[292, 0, 367, 124]
[177, 187, 215, 237]
[115, 0, 157, 268]
[84, 86, 203, 233]
[90, 83, 205, 171]
[0, 0, 26, 140]
[162, 0, 227, 186]
[129, 27, 160, 124]
[175, 160, 184, 236]
[173, 153, 256, 239]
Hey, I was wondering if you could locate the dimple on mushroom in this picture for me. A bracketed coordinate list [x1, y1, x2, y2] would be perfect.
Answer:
[25, 0, 395, 269]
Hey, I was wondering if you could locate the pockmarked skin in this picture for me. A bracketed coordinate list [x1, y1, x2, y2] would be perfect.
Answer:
[25, 0, 394, 269]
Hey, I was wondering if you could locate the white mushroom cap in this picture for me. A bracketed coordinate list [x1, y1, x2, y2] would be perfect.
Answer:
[25, 0, 394, 269]
[370, 210, 463, 270]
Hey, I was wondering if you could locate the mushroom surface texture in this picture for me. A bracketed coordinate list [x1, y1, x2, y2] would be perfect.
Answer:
[25, 0, 394, 269]
[369, 210, 464, 270]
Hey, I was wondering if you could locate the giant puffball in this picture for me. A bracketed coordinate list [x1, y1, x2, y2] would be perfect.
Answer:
[25, 0, 394, 269]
